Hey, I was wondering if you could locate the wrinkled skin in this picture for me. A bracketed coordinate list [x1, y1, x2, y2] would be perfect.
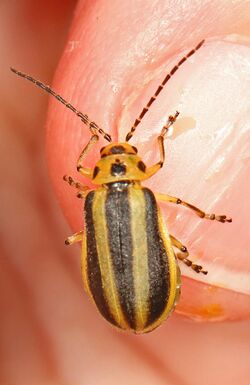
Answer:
[1, 1, 250, 384]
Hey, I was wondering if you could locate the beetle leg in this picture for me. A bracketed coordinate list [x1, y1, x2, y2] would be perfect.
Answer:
[63, 175, 90, 199]
[170, 235, 208, 275]
[77, 134, 99, 178]
[145, 112, 179, 179]
[75, 191, 89, 199]
[65, 230, 83, 245]
[63, 175, 89, 191]
[155, 193, 232, 223]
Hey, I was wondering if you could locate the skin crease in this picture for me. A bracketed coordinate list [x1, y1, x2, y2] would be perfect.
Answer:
[1, 0, 250, 384]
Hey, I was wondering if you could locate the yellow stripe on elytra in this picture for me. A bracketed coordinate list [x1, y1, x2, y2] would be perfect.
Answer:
[129, 186, 149, 331]
[92, 190, 129, 329]
[81, 233, 92, 298]
[143, 207, 179, 333]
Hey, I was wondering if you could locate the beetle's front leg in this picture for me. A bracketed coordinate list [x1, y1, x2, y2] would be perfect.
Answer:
[65, 230, 83, 245]
[170, 235, 208, 275]
[63, 175, 90, 199]
[155, 193, 232, 223]
[145, 112, 179, 179]
[77, 134, 99, 177]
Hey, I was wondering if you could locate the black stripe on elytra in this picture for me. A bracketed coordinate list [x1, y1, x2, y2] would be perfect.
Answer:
[143, 188, 169, 326]
[105, 183, 136, 329]
[84, 191, 118, 327]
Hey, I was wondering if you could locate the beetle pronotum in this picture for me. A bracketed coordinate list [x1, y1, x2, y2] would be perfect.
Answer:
[11, 39, 232, 333]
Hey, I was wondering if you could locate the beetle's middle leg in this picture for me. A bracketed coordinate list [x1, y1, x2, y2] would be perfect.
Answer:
[170, 235, 208, 275]
[156, 193, 232, 223]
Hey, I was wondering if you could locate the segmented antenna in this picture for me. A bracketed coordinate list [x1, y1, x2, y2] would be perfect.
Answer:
[10, 67, 112, 142]
[126, 40, 205, 141]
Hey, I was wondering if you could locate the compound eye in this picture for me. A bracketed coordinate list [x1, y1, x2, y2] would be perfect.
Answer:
[132, 146, 138, 154]
[100, 146, 105, 153]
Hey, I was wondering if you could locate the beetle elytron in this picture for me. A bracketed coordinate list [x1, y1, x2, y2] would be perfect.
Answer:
[11, 39, 232, 333]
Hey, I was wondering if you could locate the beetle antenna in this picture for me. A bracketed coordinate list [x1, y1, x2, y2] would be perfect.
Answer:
[10, 67, 112, 142]
[126, 40, 205, 142]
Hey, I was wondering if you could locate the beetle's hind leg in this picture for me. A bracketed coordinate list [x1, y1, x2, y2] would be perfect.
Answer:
[65, 230, 83, 245]
[156, 193, 232, 223]
[63, 175, 90, 199]
[170, 235, 208, 275]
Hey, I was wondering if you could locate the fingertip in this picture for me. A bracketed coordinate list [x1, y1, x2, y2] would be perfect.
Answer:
[46, 0, 250, 322]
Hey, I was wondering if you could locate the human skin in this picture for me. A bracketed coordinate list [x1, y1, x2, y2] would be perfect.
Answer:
[1, 0, 250, 384]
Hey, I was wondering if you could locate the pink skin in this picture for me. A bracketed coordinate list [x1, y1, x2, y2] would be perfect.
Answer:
[1, 0, 250, 384]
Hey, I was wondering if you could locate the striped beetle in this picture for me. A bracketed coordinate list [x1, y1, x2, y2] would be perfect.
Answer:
[11, 40, 232, 333]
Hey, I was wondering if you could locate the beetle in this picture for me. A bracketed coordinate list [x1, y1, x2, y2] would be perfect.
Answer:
[11, 39, 232, 333]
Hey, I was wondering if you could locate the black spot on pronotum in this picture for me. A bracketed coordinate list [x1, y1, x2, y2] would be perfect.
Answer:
[137, 161, 146, 172]
[111, 163, 126, 176]
[93, 166, 100, 178]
